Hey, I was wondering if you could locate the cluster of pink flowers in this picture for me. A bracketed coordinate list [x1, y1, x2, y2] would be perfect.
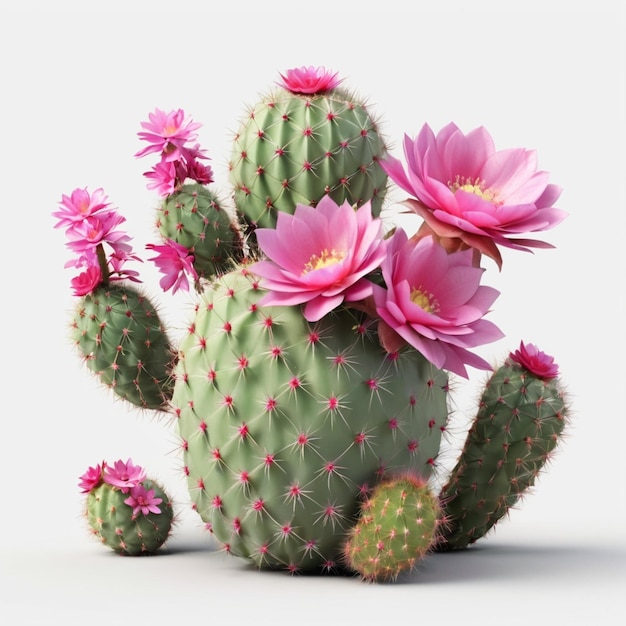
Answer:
[250, 114, 566, 379]
[78, 458, 163, 517]
[135, 107, 213, 197]
[52, 187, 141, 296]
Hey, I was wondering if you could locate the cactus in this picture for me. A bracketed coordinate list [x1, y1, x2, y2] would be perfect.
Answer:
[56, 66, 570, 580]
[343, 472, 441, 582]
[172, 265, 448, 572]
[71, 283, 174, 411]
[80, 459, 175, 555]
[155, 182, 244, 281]
[438, 343, 569, 550]
[228, 66, 388, 235]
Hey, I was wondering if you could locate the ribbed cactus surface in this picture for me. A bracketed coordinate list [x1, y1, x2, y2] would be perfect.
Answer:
[71, 284, 174, 410]
[439, 360, 568, 550]
[156, 183, 243, 280]
[229, 87, 388, 231]
[172, 265, 449, 572]
[86, 480, 174, 555]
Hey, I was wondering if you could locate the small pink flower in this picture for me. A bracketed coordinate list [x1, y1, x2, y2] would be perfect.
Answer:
[144, 160, 178, 196]
[108, 250, 143, 283]
[380, 123, 567, 266]
[373, 230, 504, 378]
[65, 210, 132, 256]
[103, 458, 146, 493]
[146, 239, 199, 294]
[124, 484, 163, 517]
[52, 187, 111, 230]
[250, 196, 387, 322]
[135, 108, 202, 162]
[78, 462, 105, 493]
[277, 66, 342, 94]
[509, 340, 559, 380]
[71, 264, 102, 296]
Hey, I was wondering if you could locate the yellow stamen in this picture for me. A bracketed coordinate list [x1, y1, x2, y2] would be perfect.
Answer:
[302, 248, 346, 274]
[449, 175, 498, 203]
[410, 286, 440, 314]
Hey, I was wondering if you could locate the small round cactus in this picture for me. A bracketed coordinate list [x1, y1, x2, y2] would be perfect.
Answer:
[343, 472, 441, 582]
[79, 459, 175, 555]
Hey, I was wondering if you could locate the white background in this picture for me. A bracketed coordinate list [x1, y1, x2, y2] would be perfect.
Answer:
[1, 1, 624, 624]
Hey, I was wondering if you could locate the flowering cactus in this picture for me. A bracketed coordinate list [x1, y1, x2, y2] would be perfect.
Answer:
[56, 66, 571, 580]
[79, 459, 175, 555]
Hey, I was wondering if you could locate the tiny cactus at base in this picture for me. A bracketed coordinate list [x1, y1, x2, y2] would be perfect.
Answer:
[438, 342, 569, 550]
[80, 459, 175, 555]
[343, 472, 441, 582]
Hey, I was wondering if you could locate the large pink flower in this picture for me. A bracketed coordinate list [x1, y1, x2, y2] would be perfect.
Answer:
[103, 458, 146, 493]
[146, 239, 199, 294]
[277, 66, 342, 94]
[64, 210, 132, 256]
[509, 340, 559, 380]
[124, 484, 163, 517]
[250, 197, 387, 322]
[380, 123, 567, 266]
[372, 230, 504, 378]
[135, 108, 202, 161]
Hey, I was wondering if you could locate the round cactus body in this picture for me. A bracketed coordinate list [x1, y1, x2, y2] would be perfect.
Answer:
[71, 283, 174, 411]
[86, 480, 174, 555]
[156, 183, 244, 280]
[229, 87, 388, 232]
[439, 360, 569, 550]
[343, 473, 441, 582]
[172, 265, 449, 572]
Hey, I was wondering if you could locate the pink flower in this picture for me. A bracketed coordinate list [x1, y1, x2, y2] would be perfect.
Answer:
[108, 250, 143, 283]
[277, 66, 342, 94]
[64, 210, 132, 256]
[52, 187, 111, 230]
[144, 160, 178, 196]
[380, 123, 567, 266]
[124, 484, 163, 517]
[509, 340, 559, 380]
[135, 108, 202, 161]
[250, 197, 387, 322]
[78, 462, 105, 493]
[372, 230, 504, 378]
[71, 264, 102, 296]
[103, 458, 147, 493]
[146, 239, 199, 294]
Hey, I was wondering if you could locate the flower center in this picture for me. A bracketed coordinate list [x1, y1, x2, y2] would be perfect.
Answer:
[410, 286, 440, 314]
[303, 248, 346, 274]
[449, 175, 498, 202]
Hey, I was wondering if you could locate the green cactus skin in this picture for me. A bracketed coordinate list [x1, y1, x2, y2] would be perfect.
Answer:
[171, 265, 449, 573]
[438, 360, 569, 550]
[86, 480, 174, 555]
[71, 283, 174, 411]
[228, 86, 388, 233]
[156, 183, 244, 280]
[343, 473, 441, 582]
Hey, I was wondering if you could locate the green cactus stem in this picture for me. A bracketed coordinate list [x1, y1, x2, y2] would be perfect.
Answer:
[156, 182, 244, 281]
[438, 356, 569, 550]
[71, 283, 175, 411]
